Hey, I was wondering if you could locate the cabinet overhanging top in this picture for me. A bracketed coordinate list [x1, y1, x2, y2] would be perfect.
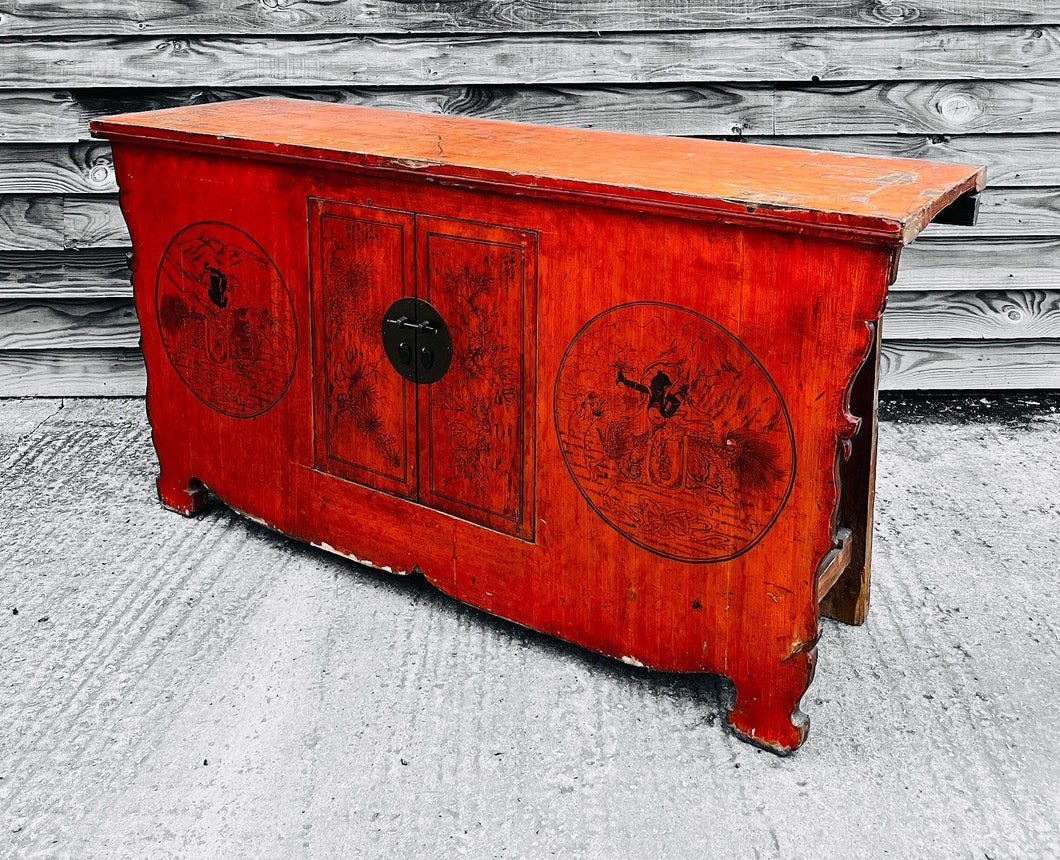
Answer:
[91, 97, 983, 244]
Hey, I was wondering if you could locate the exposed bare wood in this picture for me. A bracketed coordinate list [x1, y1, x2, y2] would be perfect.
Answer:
[879, 339, 1060, 389]
[0, 299, 138, 349]
[4, 30, 1060, 90]
[884, 289, 1060, 338]
[0, 249, 131, 298]
[816, 527, 854, 605]
[0, 348, 145, 395]
[822, 321, 880, 626]
[2, 1, 1058, 36]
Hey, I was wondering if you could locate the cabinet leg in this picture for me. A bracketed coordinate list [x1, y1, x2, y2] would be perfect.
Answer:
[726, 645, 817, 755]
[820, 323, 880, 626]
[156, 472, 209, 517]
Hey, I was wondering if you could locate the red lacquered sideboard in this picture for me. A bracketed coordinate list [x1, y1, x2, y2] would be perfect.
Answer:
[91, 99, 982, 753]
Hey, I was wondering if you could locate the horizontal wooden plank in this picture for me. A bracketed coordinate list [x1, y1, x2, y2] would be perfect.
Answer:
[0, 250, 131, 298]
[3, 1, 1058, 36]
[884, 290, 1060, 338]
[0, 348, 144, 395]
[4, 341, 1054, 395]
[0, 195, 128, 251]
[0, 86, 778, 143]
[879, 339, 1060, 389]
[4, 133, 1051, 196]
[0, 299, 139, 349]
[773, 80, 1060, 134]
[0, 195, 63, 251]
[899, 238, 1060, 291]
[0, 91, 79, 143]
[0, 143, 116, 193]
[897, 264, 1060, 291]
[923, 188, 1060, 237]
[3, 29, 1060, 89]
[63, 196, 127, 249]
[6, 81, 1060, 145]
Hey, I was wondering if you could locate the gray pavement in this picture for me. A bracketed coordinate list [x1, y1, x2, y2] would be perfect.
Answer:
[0, 397, 1057, 859]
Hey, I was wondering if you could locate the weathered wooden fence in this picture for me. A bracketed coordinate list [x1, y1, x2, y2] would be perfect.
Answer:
[1, 2, 1059, 393]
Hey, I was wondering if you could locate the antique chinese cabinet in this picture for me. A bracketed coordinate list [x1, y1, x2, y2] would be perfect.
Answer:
[92, 99, 982, 753]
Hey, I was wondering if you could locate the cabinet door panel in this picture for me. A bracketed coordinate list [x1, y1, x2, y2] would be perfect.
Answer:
[310, 199, 416, 498]
[417, 215, 536, 541]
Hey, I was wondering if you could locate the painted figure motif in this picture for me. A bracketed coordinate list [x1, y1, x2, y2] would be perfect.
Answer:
[554, 302, 795, 562]
[156, 222, 296, 418]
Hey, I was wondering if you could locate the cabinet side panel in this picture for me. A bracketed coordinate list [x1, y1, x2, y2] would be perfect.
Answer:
[417, 216, 537, 541]
[310, 199, 417, 498]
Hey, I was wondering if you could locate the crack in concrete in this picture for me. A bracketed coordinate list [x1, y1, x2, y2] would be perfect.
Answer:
[2, 399, 66, 471]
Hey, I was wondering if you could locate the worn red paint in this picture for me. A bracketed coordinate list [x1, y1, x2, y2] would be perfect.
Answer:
[92, 98, 982, 753]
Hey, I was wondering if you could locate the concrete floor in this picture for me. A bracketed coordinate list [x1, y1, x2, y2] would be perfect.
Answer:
[0, 397, 1057, 859]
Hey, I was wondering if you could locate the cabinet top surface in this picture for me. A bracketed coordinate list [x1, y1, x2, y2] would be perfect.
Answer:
[92, 97, 982, 243]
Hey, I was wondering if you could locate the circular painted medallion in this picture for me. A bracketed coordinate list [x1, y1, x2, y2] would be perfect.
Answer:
[155, 222, 296, 418]
[554, 301, 795, 563]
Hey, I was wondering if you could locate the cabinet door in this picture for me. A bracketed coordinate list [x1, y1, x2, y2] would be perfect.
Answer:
[310, 199, 417, 499]
[416, 215, 537, 540]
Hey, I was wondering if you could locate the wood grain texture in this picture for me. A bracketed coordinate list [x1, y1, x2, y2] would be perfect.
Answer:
[4, 86, 780, 143]
[884, 289, 1060, 338]
[923, 187, 1060, 237]
[0, 195, 63, 251]
[5, 30, 1060, 89]
[63, 196, 127, 249]
[0, 348, 145, 394]
[0, 299, 139, 349]
[0, 195, 126, 251]
[774, 80, 1060, 134]
[879, 340, 1060, 389]
[7, 83, 1060, 145]
[0, 91, 79, 143]
[899, 237, 1060, 290]
[0, 143, 115, 193]
[0, 249, 131, 298]
[2, 0, 1057, 35]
